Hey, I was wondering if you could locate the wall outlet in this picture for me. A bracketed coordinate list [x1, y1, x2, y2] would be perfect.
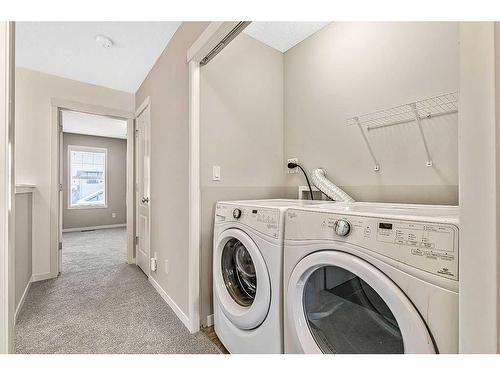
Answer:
[287, 158, 299, 174]
[212, 165, 221, 181]
[111, 212, 116, 218]
[164, 260, 169, 275]
[150, 252, 158, 272]
[150, 257, 157, 272]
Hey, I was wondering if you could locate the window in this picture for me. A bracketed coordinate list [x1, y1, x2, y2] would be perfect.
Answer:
[68, 145, 107, 209]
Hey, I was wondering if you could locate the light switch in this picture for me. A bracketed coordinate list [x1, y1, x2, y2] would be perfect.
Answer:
[212, 165, 221, 181]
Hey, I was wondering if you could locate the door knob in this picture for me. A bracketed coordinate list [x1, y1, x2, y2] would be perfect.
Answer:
[141, 197, 149, 204]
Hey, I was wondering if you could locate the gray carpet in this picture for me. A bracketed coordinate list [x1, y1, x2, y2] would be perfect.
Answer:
[15, 228, 219, 354]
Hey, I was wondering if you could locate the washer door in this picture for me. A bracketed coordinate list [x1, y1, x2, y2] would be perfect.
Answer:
[287, 251, 435, 354]
[214, 228, 271, 330]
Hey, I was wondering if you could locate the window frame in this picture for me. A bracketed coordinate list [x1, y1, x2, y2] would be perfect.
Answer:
[67, 145, 108, 210]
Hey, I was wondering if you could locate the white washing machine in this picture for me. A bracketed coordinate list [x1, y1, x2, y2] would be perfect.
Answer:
[283, 202, 459, 354]
[213, 199, 329, 353]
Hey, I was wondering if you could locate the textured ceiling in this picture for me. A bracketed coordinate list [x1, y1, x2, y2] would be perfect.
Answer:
[62, 110, 127, 139]
[243, 22, 330, 52]
[16, 22, 181, 93]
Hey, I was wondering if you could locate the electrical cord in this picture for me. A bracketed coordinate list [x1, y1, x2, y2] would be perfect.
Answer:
[288, 162, 314, 200]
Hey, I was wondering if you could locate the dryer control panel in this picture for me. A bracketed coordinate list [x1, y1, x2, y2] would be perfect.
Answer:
[285, 209, 459, 280]
[215, 203, 280, 239]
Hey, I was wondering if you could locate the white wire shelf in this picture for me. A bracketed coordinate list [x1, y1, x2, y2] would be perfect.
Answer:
[347, 92, 458, 171]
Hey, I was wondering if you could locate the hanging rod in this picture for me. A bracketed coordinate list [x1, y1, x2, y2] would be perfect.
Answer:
[365, 109, 457, 131]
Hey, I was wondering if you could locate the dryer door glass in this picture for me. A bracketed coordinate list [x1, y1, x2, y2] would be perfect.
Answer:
[303, 265, 404, 353]
[221, 238, 257, 307]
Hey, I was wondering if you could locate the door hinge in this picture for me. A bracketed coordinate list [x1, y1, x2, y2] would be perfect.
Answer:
[58, 241, 62, 250]
[59, 124, 63, 133]
[135, 236, 139, 245]
[59, 183, 63, 192]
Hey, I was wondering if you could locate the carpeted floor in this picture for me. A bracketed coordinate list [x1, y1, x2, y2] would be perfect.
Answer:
[15, 228, 220, 354]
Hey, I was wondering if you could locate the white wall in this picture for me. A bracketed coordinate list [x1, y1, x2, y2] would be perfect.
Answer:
[458, 22, 498, 354]
[199, 32, 285, 325]
[284, 22, 459, 204]
[15, 67, 134, 280]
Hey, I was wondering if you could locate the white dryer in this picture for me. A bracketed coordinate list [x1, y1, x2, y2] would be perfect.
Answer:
[213, 199, 328, 353]
[283, 202, 459, 354]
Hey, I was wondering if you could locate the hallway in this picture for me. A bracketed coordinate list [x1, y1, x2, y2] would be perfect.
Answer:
[15, 228, 219, 354]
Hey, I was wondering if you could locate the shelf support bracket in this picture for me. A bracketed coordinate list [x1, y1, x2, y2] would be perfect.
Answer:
[410, 103, 433, 167]
[354, 117, 380, 172]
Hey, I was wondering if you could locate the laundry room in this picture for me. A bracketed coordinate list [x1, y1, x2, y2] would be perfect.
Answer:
[3, 12, 500, 362]
[200, 22, 459, 344]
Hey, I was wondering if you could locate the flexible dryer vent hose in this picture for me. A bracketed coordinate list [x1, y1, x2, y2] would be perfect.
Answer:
[310, 169, 355, 203]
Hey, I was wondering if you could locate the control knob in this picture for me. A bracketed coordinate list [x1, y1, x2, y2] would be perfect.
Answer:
[233, 208, 242, 219]
[334, 219, 351, 237]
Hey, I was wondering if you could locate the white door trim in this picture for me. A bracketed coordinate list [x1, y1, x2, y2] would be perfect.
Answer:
[125, 117, 135, 264]
[187, 22, 248, 333]
[0, 21, 15, 354]
[50, 100, 135, 276]
[188, 60, 200, 333]
[135, 96, 150, 118]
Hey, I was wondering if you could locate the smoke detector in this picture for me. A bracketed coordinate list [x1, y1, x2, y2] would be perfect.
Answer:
[95, 35, 113, 48]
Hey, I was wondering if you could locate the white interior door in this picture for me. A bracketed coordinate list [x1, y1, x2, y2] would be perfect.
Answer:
[135, 103, 151, 276]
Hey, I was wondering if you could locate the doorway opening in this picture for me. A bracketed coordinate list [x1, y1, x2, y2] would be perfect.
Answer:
[53, 104, 135, 274]
[59, 109, 130, 274]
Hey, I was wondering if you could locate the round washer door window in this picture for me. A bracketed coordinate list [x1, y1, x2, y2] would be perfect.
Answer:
[221, 238, 257, 307]
[214, 228, 271, 330]
[287, 251, 435, 354]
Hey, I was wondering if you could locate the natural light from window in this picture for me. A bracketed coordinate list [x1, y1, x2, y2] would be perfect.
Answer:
[69, 146, 107, 208]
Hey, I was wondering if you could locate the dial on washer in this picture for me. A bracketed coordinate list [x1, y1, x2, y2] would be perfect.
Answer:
[233, 208, 242, 219]
[334, 219, 351, 236]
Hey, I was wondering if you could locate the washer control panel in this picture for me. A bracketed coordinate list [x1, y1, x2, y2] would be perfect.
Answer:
[285, 209, 458, 280]
[215, 203, 280, 238]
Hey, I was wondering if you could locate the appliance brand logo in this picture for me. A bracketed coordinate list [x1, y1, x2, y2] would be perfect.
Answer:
[437, 267, 454, 277]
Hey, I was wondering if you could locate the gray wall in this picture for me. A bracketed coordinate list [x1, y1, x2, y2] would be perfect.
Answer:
[15, 192, 32, 310]
[200, 33, 286, 325]
[135, 22, 210, 316]
[284, 22, 459, 204]
[63, 133, 126, 230]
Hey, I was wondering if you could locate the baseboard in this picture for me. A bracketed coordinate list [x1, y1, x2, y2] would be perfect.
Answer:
[149, 276, 191, 331]
[62, 223, 126, 233]
[31, 271, 55, 282]
[206, 314, 214, 327]
[14, 276, 33, 324]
